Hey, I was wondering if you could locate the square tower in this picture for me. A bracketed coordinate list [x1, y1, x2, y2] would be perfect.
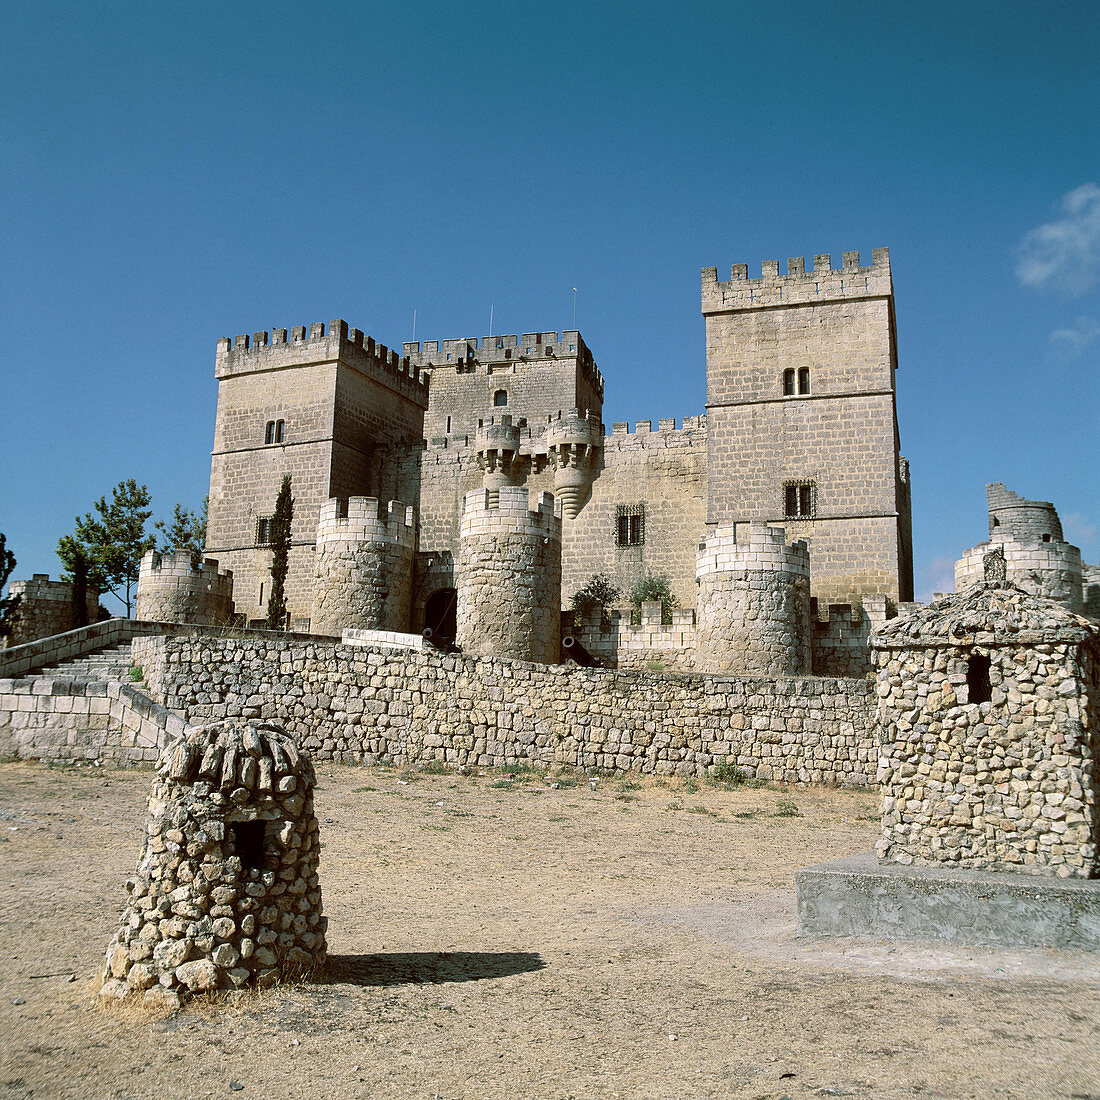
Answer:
[701, 249, 913, 603]
[206, 321, 429, 627]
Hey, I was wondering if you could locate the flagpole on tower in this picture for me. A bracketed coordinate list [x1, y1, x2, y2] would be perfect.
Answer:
[572, 287, 577, 330]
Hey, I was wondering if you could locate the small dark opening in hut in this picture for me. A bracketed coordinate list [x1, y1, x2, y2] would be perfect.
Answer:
[967, 653, 992, 704]
[231, 821, 266, 871]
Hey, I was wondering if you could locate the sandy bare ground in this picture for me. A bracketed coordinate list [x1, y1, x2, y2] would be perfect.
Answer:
[0, 760, 1098, 1100]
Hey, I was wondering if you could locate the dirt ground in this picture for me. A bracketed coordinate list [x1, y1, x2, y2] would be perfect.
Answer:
[0, 760, 1098, 1100]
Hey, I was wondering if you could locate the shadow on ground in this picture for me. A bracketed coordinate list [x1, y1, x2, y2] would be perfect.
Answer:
[322, 951, 545, 987]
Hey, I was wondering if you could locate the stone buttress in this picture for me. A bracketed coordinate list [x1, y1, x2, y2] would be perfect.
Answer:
[456, 486, 562, 663]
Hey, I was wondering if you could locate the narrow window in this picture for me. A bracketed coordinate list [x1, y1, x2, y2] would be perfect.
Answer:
[256, 516, 275, 546]
[784, 481, 815, 519]
[616, 505, 645, 546]
[265, 420, 276, 444]
[783, 369, 796, 396]
[259, 581, 264, 604]
[798, 367, 810, 394]
[230, 821, 266, 871]
[1041, 533, 1051, 543]
[446, 415, 451, 433]
[274, 419, 284, 443]
[966, 653, 991, 704]
[494, 389, 508, 407]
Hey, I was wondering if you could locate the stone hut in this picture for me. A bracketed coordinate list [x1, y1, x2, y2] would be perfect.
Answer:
[100, 719, 326, 1006]
[871, 551, 1099, 879]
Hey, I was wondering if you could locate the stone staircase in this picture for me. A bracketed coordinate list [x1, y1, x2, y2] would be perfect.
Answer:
[29, 643, 135, 682]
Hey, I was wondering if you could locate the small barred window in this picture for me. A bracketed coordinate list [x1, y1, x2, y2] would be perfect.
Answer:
[616, 504, 645, 546]
[784, 481, 815, 519]
[256, 516, 275, 545]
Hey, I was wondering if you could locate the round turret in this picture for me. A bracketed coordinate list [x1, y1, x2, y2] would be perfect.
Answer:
[456, 486, 562, 663]
[546, 409, 602, 519]
[695, 522, 810, 675]
[136, 551, 234, 626]
[955, 537, 1084, 613]
[310, 497, 416, 637]
[474, 416, 522, 498]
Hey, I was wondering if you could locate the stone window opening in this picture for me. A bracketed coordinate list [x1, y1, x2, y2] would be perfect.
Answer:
[335, 498, 349, 519]
[784, 481, 815, 519]
[230, 820, 267, 872]
[783, 369, 796, 396]
[494, 389, 508, 407]
[966, 653, 992, 704]
[264, 419, 285, 445]
[1042, 533, 1051, 542]
[256, 516, 275, 546]
[798, 367, 810, 394]
[616, 504, 645, 547]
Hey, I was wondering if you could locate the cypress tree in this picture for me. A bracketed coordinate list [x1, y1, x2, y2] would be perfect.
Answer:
[265, 476, 294, 630]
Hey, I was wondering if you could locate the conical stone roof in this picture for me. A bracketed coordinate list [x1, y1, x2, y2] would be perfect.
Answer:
[872, 580, 1099, 649]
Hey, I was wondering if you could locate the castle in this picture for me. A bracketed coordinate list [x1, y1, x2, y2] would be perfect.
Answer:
[183, 247, 914, 675]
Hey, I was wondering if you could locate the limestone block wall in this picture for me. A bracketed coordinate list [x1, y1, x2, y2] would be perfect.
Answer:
[132, 634, 877, 786]
[135, 552, 234, 626]
[570, 606, 698, 672]
[456, 486, 562, 663]
[310, 498, 416, 636]
[696, 523, 810, 675]
[4, 575, 99, 648]
[811, 594, 889, 678]
[955, 539, 1084, 613]
[986, 482, 1064, 542]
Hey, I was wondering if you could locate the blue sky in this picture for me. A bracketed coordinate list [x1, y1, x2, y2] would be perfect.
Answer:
[2, 0, 1097, 610]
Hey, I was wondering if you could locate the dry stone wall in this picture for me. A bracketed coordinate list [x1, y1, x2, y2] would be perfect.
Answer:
[132, 634, 875, 786]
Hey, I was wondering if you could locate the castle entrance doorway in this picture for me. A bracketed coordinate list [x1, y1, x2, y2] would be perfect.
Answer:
[423, 587, 457, 644]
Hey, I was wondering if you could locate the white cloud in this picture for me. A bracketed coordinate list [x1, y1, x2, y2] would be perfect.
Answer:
[915, 554, 957, 604]
[1016, 183, 1100, 296]
[1050, 315, 1100, 356]
[1063, 511, 1097, 552]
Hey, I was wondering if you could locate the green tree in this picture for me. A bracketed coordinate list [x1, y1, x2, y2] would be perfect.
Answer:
[0, 533, 21, 639]
[265, 476, 294, 630]
[57, 479, 156, 617]
[571, 574, 621, 628]
[628, 573, 678, 626]
[156, 496, 208, 566]
[70, 545, 89, 628]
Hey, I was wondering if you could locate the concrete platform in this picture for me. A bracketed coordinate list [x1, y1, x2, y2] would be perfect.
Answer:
[796, 851, 1100, 952]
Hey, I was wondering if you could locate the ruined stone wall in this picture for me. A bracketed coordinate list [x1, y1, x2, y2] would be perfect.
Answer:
[956, 538, 1084, 614]
[986, 482, 1064, 542]
[695, 523, 810, 675]
[1085, 564, 1100, 622]
[310, 498, 416, 636]
[133, 634, 876, 786]
[135, 552, 234, 626]
[701, 249, 912, 604]
[456, 487, 562, 663]
[4, 575, 99, 647]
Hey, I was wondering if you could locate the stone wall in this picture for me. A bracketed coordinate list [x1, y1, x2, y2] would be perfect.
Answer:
[310, 498, 416, 636]
[135, 552, 234, 626]
[131, 634, 876, 786]
[956, 538, 1084, 613]
[4, 575, 99, 648]
[456, 487, 562, 663]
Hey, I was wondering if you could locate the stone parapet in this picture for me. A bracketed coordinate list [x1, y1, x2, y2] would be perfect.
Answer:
[695, 522, 810, 675]
[5, 575, 100, 648]
[136, 551, 234, 626]
[701, 248, 891, 314]
[956, 538, 1084, 613]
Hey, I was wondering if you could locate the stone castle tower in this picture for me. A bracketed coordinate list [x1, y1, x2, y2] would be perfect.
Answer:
[187, 247, 912, 658]
[701, 249, 913, 604]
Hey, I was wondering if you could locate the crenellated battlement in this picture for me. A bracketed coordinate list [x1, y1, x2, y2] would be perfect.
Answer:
[216, 319, 429, 408]
[136, 551, 234, 626]
[404, 330, 604, 399]
[460, 485, 562, 527]
[696, 521, 810, 578]
[607, 414, 706, 444]
[701, 248, 892, 313]
[315, 497, 416, 547]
